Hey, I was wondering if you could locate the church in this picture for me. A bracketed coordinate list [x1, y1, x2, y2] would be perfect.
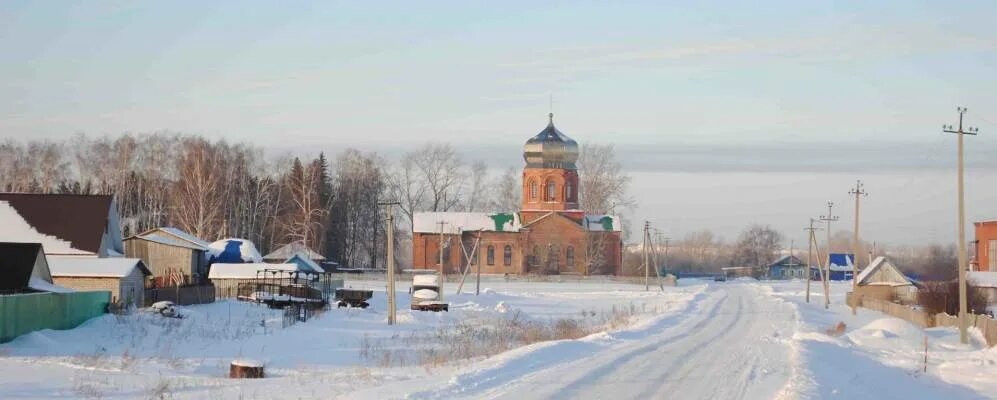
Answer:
[411, 114, 624, 275]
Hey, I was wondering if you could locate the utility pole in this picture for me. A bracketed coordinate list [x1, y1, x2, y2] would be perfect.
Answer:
[784, 240, 799, 280]
[944, 106, 979, 345]
[820, 202, 839, 310]
[378, 202, 400, 325]
[643, 221, 650, 291]
[848, 180, 868, 315]
[437, 221, 448, 302]
[804, 219, 821, 304]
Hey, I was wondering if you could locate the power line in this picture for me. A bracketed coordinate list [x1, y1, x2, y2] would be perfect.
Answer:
[848, 180, 868, 316]
[943, 106, 980, 344]
[819, 202, 839, 310]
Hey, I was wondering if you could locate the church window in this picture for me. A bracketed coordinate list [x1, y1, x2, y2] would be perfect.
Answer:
[546, 180, 557, 201]
[529, 180, 538, 201]
[504, 245, 512, 266]
[566, 246, 575, 267]
[532, 245, 540, 266]
[566, 181, 574, 202]
[487, 245, 495, 265]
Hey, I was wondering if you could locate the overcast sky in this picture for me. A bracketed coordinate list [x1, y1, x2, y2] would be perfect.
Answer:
[2, 1, 996, 246]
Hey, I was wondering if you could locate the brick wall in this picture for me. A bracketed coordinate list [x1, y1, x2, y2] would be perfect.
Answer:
[976, 221, 997, 272]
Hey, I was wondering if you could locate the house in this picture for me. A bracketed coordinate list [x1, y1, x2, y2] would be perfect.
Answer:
[48, 257, 151, 308]
[208, 238, 263, 264]
[809, 253, 856, 281]
[766, 255, 807, 280]
[124, 227, 210, 287]
[975, 220, 997, 272]
[968, 271, 997, 306]
[0, 194, 124, 257]
[853, 256, 917, 304]
[0, 242, 69, 293]
[263, 241, 326, 264]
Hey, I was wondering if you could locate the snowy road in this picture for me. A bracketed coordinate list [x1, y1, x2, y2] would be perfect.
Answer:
[411, 284, 797, 400]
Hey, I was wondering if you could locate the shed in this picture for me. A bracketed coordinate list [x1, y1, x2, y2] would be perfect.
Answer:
[968, 271, 997, 305]
[854, 256, 917, 304]
[0, 242, 68, 293]
[48, 256, 151, 308]
[125, 227, 210, 287]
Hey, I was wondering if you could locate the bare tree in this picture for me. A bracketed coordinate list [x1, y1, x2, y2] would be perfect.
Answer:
[170, 138, 226, 240]
[577, 143, 633, 215]
[464, 160, 488, 212]
[488, 166, 520, 212]
[731, 224, 783, 274]
[388, 142, 465, 229]
[279, 157, 327, 251]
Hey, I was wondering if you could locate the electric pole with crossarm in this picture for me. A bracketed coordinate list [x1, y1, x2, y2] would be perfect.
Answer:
[820, 202, 839, 310]
[944, 106, 980, 345]
[804, 219, 822, 304]
[849, 180, 868, 315]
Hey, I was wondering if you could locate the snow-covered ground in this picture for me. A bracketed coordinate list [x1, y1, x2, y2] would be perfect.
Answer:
[1, 278, 995, 399]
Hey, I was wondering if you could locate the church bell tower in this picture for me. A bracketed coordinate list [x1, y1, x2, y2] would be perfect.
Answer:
[521, 113, 581, 223]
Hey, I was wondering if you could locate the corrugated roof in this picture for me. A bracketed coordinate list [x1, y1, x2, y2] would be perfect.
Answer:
[263, 242, 326, 261]
[157, 227, 211, 249]
[0, 202, 92, 256]
[0, 242, 48, 290]
[48, 256, 150, 278]
[0, 193, 113, 254]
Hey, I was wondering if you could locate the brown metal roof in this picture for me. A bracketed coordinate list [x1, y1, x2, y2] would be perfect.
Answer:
[0, 242, 43, 290]
[0, 193, 113, 254]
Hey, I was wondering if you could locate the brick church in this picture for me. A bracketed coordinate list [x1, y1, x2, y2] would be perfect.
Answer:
[411, 114, 624, 275]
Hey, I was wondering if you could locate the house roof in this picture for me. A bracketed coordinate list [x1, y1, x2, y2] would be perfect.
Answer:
[769, 255, 805, 268]
[0, 201, 93, 255]
[582, 214, 622, 232]
[856, 256, 912, 287]
[968, 271, 997, 288]
[48, 256, 151, 278]
[208, 238, 263, 263]
[128, 227, 209, 251]
[263, 241, 326, 261]
[0, 242, 47, 290]
[0, 193, 113, 254]
[413, 212, 522, 234]
[285, 253, 325, 273]
[208, 263, 302, 280]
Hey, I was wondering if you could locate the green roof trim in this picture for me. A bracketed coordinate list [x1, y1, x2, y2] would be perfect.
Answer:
[600, 216, 614, 231]
[489, 213, 515, 231]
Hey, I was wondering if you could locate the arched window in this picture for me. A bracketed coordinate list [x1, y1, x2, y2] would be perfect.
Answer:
[546, 180, 557, 201]
[470, 244, 478, 265]
[566, 246, 575, 267]
[565, 181, 574, 202]
[503, 245, 512, 266]
[487, 245, 495, 265]
[529, 180, 538, 201]
[532, 245, 540, 266]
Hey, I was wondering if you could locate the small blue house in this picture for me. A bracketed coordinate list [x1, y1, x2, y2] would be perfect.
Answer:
[809, 253, 855, 281]
[767, 255, 807, 280]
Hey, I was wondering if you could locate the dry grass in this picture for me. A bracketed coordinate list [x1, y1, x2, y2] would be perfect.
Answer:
[359, 303, 645, 368]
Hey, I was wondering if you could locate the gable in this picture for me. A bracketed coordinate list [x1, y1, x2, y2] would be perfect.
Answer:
[523, 212, 585, 234]
[857, 257, 912, 286]
[0, 194, 114, 254]
[0, 242, 50, 290]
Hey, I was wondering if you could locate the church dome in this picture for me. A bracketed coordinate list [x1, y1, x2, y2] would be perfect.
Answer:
[524, 113, 579, 169]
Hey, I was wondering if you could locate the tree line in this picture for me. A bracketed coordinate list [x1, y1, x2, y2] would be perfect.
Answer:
[0, 134, 632, 269]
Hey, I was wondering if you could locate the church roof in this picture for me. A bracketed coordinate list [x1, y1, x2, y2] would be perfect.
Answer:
[524, 113, 579, 169]
[413, 212, 522, 234]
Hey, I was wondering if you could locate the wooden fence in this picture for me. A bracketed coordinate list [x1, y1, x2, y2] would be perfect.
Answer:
[935, 313, 997, 346]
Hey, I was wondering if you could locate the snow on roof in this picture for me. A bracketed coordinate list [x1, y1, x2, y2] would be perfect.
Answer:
[208, 263, 301, 279]
[583, 215, 622, 232]
[136, 232, 205, 250]
[0, 201, 93, 256]
[157, 227, 211, 249]
[208, 238, 263, 263]
[968, 271, 997, 288]
[285, 253, 325, 273]
[856, 256, 912, 287]
[48, 256, 150, 278]
[413, 274, 440, 286]
[28, 277, 74, 293]
[263, 242, 326, 261]
[413, 212, 521, 234]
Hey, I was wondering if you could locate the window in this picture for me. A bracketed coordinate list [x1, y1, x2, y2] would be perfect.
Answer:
[487, 245, 495, 265]
[990, 239, 997, 270]
[566, 181, 573, 202]
[470, 244, 478, 265]
[548, 245, 560, 269]
[546, 180, 557, 201]
[504, 245, 512, 266]
[529, 180, 538, 201]
[566, 246, 575, 267]
[532, 246, 540, 266]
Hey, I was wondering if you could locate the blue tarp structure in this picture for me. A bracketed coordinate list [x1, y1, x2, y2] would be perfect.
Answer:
[809, 253, 855, 281]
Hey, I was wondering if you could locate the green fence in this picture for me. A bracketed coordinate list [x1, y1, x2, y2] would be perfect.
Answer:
[0, 291, 110, 343]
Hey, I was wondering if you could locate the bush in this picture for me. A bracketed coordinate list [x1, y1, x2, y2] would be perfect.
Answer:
[917, 280, 989, 315]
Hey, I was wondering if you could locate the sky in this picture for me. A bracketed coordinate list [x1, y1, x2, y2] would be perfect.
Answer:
[2, 1, 996, 246]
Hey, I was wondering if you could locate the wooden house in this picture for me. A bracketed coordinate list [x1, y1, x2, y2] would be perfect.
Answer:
[48, 256, 151, 308]
[766, 255, 806, 280]
[854, 256, 917, 304]
[124, 227, 210, 287]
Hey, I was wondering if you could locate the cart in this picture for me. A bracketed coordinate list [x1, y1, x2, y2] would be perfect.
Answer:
[335, 288, 373, 308]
